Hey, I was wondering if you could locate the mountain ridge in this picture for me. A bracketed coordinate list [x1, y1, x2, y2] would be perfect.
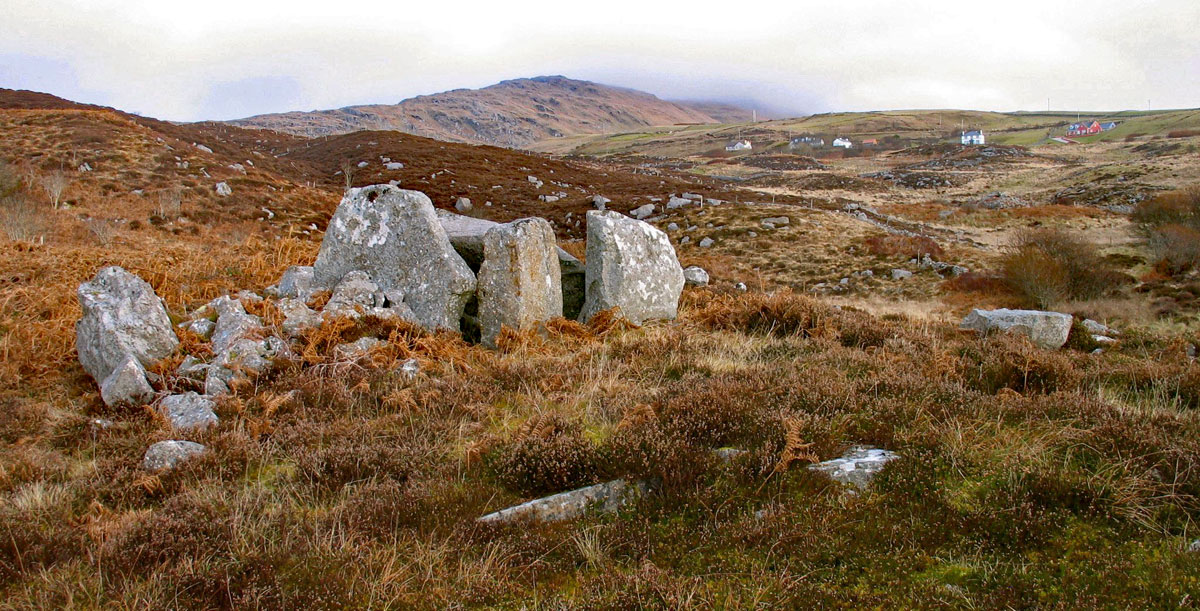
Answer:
[228, 75, 755, 148]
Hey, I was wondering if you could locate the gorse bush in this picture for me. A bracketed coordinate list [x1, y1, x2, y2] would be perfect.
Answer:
[1000, 227, 1119, 308]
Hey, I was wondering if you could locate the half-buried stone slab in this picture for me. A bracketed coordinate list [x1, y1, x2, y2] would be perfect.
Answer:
[808, 446, 900, 490]
[143, 440, 206, 471]
[477, 218, 563, 347]
[312, 185, 476, 332]
[579, 211, 684, 325]
[477, 479, 647, 524]
[76, 266, 178, 406]
[159, 392, 218, 431]
[959, 308, 1073, 350]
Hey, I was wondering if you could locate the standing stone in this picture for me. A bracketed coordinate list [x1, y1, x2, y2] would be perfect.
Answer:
[312, 185, 476, 331]
[76, 267, 178, 406]
[579, 211, 684, 325]
[477, 218, 563, 347]
[960, 308, 1073, 350]
[591, 195, 610, 210]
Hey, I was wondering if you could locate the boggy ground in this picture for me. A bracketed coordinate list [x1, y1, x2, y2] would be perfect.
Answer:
[2, 287, 1199, 607]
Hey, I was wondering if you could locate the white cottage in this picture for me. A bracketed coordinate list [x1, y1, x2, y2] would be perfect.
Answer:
[726, 139, 752, 152]
[832, 138, 853, 149]
[961, 130, 985, 145]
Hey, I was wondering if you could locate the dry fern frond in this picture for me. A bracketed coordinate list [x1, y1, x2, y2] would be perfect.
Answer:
[616, 403, 657, 432]
[774, 419, 817, 472]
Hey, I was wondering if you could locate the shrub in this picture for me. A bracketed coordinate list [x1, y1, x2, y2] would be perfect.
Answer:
[489, 415, 600, 496]
[1134, 188, 1200, 273]
[1000, 228, 1117, 308]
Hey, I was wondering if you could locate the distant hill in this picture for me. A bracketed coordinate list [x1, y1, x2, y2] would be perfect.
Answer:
[228, 76, 752, 149]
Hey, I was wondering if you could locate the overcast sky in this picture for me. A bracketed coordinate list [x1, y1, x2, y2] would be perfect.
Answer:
[2, 0, 1197, 121]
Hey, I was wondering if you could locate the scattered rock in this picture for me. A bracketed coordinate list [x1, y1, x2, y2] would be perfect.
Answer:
[808, 446, 900, 490]
[277, 298, 322, 337]
[1082, 319, 1119, 337]
[215, 182, 232, 196]
[312, 186, 476, 332]
[734, 282, 747, 292]
[761, 216, 790, 227]
[100, 354, 155, 407]
[681, 192, 702, 201]
[478, 479, 646, 524]
[699, 237, 714, 248]
[667, 196, 691, 209]
[477, 218, 563, 347]
[143, 440, 206, 471]
[630, 204, 656, 220]
[682, 266, 709, 287]
[579, 211, 685, 325]
[205, 297, 288, 395]
[385, 162, 405, 170]
[334, 336, 383, 360]
[891, 269, 913, 280]
[76, 267, 178, 407]
[591, 195, 610, 210]
[666, 223, 679, 232]
[159, 392, 218, 431]
[960, 308, 1073, 350]
[399, 358, 420, 381]
[179, 318, 215, 340]
[276, 265, 318, 301]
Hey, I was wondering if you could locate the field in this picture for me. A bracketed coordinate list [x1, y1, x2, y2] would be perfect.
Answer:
[2, 90, 1200, 607]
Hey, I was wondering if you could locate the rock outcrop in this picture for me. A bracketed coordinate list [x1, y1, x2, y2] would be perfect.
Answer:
[75, 266, 179, 407]
[808, 446, 900, 490]
[205, 296, 288, 396]
[312, 185, 476, 331]
[477, 218, 563, 347]
[579, 211, 684, 325]
[478, 479, 645, 524]
[960, 308, 1073, 350]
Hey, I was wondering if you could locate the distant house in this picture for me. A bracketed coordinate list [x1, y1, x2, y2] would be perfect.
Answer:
[1100, 121, 1119, 131]
[862, 138, 879, 147]
[832, 137, 853, 149]
[961, 130, 985, 145]
[726, 139, 752, 152]
[1067, 121, 1102, 137]
[789, 136, 825, 149]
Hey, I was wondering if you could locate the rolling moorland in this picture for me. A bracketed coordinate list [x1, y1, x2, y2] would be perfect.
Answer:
[1, 85, 1200, 607]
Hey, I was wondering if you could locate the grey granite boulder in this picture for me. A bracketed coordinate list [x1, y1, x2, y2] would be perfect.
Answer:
[277, 298, 322, 338]
[143, 440, 206, 471]
[591, 195, 610, 210]
[683, 266, 710, 287]
[76, 266, 178, 402]
[630, 204, 655, 220]
[276, 265, 318, 301]
[205, 297, 288, 396]
[312, 185, 476, 332]
[323, 270, 416, 324]
[159, 392, 218, 431]
[808, 446, 900, 490]
[960, 308, 1073, 350]
[579, 211, 684, 325]
[455, 197, 472, 212]
[477, 218, 563, 347]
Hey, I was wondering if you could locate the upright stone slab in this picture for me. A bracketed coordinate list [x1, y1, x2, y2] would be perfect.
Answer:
[437, 209, 585, 319]
[75, 266, 179, 385]
[312, 185, 475, 331]
[960, 308, 1073, 350]
[477, 218, 563, 347]
[579, 211, 684, 325]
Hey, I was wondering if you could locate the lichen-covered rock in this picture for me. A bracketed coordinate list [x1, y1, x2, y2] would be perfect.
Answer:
[76, 266, 178, 388]
[477, 218, 563, 347]
[143, 440, 206, 471]
[276, 265, 318, 301]
[205, 297, 288, 396]
[159, 392, 218, 431]
[323, 271, 416, 324]
[630, 204, 655, 220]
[334, 336, 383, 360]
[478, 479, 645, 524]
[683, 266, 710, 287]
[580, 211, 684, 325]
[808, 446, 900, 490]
[312, 185, 476, 331]
[100, 354, 155, 407]
[277, 298, 321, 338]
[960, 308, 1073, 350]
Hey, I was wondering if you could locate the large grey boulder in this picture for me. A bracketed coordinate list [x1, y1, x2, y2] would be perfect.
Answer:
[960, 308, 1073, 350]
[477, 218, 563, 347]
[143, 440, 206, 471]
[437, 209, 585, 320]
[159, 392, 218, 431]
[808, 446, 900, 490]
[76, 266, 178, 388]
[579, 211, 685, 325]
[312, 186, 476, 332]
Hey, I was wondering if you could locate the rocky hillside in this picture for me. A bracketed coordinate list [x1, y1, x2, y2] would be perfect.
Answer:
[229, 76, 752, 148]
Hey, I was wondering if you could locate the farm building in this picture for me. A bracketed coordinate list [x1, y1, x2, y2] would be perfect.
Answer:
[726, 139, 752, 152]
[961, 130, 985, 145]
[1067, 121, 1102, 137]
[789, 136, 824, 148]
[832, 137, 853, 149]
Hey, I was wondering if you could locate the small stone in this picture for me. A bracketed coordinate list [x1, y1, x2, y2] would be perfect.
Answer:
[630, 204, 656, 220]
[159, 392, 218, 431]
[399, 358, 420, 381]
[334, 337, 383, 360]
[666, 223, 679, 232]
[891, 269, 913, 280]
[683, 266, 709, 287]
[734, 282, 748, 292]
[455, 197, 472, 212]
[100, 354, 155, 407]
[215, 182, 232, 197]
[699, 237, 714, 248]
[808, 446, 900, 490]
[143, 440, 206, 471]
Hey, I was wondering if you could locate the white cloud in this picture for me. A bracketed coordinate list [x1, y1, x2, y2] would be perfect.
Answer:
[1, 0, 1196, 120]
